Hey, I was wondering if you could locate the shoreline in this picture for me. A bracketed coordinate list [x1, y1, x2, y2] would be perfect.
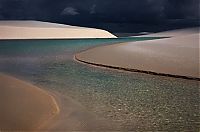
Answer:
[0, 73, 60, 131]
[45, 90, 116, 131]
[74, 29, 199, 81]
[0, 73, 116, 131]
[74, 55, 200, 81]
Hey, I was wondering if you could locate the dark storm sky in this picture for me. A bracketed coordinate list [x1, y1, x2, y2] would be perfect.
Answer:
[0, 0, 199, 33]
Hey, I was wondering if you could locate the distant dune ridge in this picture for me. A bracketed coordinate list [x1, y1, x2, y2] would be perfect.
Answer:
[138, 27, 199, 37]
[0, 21, 117, 39]
[76, 27, 200, 79]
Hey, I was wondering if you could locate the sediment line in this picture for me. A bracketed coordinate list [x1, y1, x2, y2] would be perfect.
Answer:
[74, 55, 200, 81]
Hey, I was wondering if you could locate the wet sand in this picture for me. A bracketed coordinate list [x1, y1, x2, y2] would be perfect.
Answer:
[76, 28, 200, 79]
[0, 73, 114, 131]
[46, 91, 116, 131]
[0, 73, 59, 131]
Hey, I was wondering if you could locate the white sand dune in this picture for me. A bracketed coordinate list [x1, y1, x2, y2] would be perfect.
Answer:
[76, 28, 200, 79]
[0, 21, 116, 39]
[138, 27, 199, 37]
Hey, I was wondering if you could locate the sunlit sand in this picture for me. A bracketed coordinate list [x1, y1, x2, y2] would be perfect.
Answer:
[0, 21, 116, 39]
[76, 28, 200, 79]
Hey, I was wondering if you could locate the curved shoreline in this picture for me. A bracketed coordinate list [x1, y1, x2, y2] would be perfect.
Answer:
[0, 73, 116, 131]
[74, 31, 199, 81]
[0, 73, 60, 131]
[74, 55, 200, 81]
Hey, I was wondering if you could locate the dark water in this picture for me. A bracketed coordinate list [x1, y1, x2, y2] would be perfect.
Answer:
[0, 38, 199, 131]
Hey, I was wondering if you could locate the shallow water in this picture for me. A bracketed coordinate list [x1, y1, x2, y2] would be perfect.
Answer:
[0, 38, 199, 131]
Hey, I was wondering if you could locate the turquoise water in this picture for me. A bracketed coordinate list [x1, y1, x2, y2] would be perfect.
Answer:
[0, 38, 199, 131]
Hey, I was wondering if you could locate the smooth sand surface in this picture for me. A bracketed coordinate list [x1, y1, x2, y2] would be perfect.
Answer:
[0, 21, 116, 39]
[76, 28, 200, 79]
[0, 73, 115, 131]
[138, 27, 199, 37]
[0, 74, 59, 131]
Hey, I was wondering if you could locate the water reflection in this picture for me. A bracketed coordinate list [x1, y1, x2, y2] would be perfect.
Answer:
[0, 38, 199, 131]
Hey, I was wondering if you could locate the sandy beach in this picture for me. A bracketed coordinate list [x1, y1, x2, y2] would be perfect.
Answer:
[0, 21, 116, 39]
[0, 0, 199, 130]
[0, 21, 118, 131]
[0, 74, 59, 131]
[76, 28, 200, 79]
[0, 25, 199, 130]
[0, 73, 114, 131]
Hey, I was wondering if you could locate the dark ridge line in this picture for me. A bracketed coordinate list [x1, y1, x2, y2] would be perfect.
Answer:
[75, 55, 200, 81]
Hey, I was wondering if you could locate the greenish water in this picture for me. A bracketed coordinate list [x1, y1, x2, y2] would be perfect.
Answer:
[0, 38, 199, 131]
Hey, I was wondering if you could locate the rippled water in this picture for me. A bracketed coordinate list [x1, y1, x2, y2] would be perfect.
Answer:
[0, 38, 199, 131]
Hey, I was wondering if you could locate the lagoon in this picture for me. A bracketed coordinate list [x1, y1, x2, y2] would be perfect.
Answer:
[0, 38, 199, 131]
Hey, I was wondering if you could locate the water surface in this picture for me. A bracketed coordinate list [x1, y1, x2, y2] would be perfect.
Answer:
[0, 38, 199, 131]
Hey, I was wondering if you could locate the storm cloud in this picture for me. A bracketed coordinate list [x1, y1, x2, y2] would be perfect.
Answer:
[61, 7, 79, 16]
[0, 0, 199, 32]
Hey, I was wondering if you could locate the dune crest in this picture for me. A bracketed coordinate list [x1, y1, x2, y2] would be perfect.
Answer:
[0, 21, 116, 39]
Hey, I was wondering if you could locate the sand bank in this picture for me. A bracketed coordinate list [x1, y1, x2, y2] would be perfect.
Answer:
[0, 74, 59, 131]
[76, 28, 200, 80]
[46, 92, 116, 131]
[0, 73, 115, 131]
[0, 21, 116, 39]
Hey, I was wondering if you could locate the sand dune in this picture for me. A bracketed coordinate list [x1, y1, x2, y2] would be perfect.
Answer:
[0, 21, 116, 39]
[76, 28, 200, 79]
[138, 27, 199, 37]
[0, 74, 59, 131]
